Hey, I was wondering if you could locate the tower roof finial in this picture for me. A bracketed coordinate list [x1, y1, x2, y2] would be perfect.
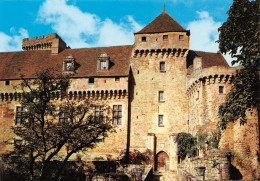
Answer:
[164, 3, 166, 12]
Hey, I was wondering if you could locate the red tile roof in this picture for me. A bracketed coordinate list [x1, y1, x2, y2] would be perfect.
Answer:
[135, 11, 187, 34]
[0, 45, 133, 80]
[194, 50, 229, 68]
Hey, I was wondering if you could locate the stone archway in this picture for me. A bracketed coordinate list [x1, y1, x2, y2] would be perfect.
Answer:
[155, 151, 170, 172]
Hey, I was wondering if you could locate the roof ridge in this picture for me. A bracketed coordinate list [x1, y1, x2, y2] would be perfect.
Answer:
[135, 11, 187, 34]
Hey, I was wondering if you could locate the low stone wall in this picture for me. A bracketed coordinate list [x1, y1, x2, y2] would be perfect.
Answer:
[178, 150, 229, 181]
[177, 168, 200, 181]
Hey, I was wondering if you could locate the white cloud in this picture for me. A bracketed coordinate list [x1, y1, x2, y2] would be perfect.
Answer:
[0, 28, 29, 52]
[37, 0, 143, 48]
[187, 11, 234, 66]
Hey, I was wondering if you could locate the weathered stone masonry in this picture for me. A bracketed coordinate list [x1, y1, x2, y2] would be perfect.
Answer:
[0, 10, 259, 180]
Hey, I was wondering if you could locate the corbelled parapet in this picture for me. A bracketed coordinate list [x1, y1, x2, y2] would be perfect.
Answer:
[133, 48, 189, 58]
[22, 33, 69, 54]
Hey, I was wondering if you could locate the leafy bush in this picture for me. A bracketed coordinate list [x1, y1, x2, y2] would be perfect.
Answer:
[119, 149, 154, 165]
[176, 133, 197, 160]
[210, 129, 221, 149]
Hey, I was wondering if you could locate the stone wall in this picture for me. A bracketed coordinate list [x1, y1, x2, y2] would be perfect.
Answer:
[22, 33, 68, 54]
[219, 108, 259, 180]
[0, 77, 129, 160]
[130, 31, 189, 170]
[178, 150, 230, 181]
[186, 65, 260, 180]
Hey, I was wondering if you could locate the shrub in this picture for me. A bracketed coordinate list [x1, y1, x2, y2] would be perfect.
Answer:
[176, 133, 197, 160]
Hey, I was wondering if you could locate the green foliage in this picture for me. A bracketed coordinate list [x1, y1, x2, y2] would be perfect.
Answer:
[218, 0, 259, 65]
[176, 133, 197, 160]
[209, 129, 221, 149]
[1, 69, 113, 181]
[217, 0, 260, 129]
[196, 132, 208, 149]
[218, 67, 259, 129]
[119, 149, 154, 165]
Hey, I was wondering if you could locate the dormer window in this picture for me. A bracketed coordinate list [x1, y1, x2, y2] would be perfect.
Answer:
[63, 55, 75, 72]
[97, 53, 110, 70]
[100, 60, 107, 70]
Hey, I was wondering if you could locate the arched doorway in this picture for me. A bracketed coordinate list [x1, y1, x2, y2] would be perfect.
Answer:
[155, 151, 169, 172]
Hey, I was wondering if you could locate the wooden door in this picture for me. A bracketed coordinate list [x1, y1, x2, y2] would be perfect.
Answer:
[156, 152, 169, 171]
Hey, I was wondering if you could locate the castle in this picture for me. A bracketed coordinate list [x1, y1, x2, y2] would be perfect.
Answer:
[0, 11, 259, 180]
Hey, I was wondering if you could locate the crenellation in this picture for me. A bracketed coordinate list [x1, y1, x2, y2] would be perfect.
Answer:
[22, 33, 68, 54]
[0, 10, 258, 180]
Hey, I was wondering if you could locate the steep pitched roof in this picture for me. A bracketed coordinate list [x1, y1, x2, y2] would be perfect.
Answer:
[0, 45, 133, 80]
[187, 50, 229, 69]
[194, 51, 229, 68]
[135, 11, 187, 34]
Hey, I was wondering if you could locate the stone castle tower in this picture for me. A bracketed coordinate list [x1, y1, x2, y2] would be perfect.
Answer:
[0, 10, 258, 180]
[129, 11, 190, 170]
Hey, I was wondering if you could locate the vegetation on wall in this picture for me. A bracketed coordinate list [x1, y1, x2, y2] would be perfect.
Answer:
[176, 133, 197, 160]
[119, 149, 154, 165]
[217, 0, 259, 129]
[209, 129, 221, 149]
[1, 69, 113, 181]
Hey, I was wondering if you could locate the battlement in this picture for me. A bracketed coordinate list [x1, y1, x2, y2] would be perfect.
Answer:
[22, 33, 69, 54]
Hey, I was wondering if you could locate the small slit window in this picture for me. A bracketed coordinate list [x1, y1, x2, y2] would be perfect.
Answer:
[219, 86, 224, 94]
[159, 91, 164, 102]
[89, 77, 95, 84]
[163, 35, 168, 40]
[142, 36, 146, 42]
[179, 35, 184, 41]
[160, 62, 166, 72]
[158, 115, 164, 127]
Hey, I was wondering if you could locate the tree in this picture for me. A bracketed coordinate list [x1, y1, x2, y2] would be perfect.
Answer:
[1, 69, 113, 181]
[176, 133, 197, 160]
[217, 0, 260, 129]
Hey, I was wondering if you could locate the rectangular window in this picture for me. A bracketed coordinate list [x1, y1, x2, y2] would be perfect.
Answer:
[59, 112, 69, 123]
[100, 60, 107, 70]
[163, 35, 168, 40]
[159, 91, 164, 102]
[5, 80, 10, 86]
[115, 77, 120, 82]
[95, 106, 104, 122]
[113, 105, 122, 125]
[179, 35, 184, 41]
[219, 86, 224, 94]
[64, 61, 74, 71]
[142, 36, 146, 42]
[89, 77, 95, 84]
[158, 115, 164, 126]
[15, 106, 25, 125]
[160, 62, 166, 72]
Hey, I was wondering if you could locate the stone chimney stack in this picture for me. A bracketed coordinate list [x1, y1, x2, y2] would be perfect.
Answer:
[22, 33, 68, 54]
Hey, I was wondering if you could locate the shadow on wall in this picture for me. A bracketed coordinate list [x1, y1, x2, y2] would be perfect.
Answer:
[230, 164, 243, 180]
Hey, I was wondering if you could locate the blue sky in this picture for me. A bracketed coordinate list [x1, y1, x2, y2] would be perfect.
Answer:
[0, 0, 234, 64]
